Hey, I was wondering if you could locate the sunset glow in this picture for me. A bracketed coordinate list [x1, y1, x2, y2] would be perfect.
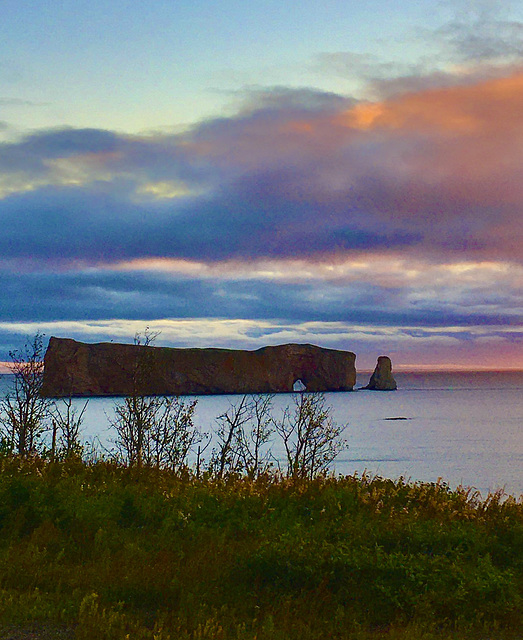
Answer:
[0, 0, 521, 369]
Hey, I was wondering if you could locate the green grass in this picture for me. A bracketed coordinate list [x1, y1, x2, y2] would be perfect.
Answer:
[0, 457, 521, 639]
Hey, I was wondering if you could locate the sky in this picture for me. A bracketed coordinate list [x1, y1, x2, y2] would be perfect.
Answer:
[1, 0, 522, 370]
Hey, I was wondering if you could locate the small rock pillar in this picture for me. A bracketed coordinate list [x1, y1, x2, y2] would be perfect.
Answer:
[366, 355, 397, 391]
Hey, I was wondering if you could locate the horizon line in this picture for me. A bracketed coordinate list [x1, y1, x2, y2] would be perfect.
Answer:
[1, 363, 522, 375]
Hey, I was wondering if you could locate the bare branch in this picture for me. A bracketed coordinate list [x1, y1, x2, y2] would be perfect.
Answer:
[0, 332, 50, 456]
[274, 392, 347, 479]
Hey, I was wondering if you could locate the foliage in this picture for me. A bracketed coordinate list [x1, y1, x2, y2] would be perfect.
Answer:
[0, 459, 520, 639]
[0, 332, 50, 456]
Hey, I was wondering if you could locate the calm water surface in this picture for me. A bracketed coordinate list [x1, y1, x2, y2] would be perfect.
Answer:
[1, 371, 522, 497]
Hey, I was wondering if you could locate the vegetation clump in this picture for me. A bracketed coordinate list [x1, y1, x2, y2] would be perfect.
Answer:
[0, 457, 520, 640]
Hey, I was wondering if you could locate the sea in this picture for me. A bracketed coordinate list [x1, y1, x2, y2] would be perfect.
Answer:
[1, 370, 522, 498]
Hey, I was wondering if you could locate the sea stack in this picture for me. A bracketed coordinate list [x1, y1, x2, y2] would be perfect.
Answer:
[366, 355, 397, 391]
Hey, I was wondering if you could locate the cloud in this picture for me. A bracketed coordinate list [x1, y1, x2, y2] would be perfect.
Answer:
[0, 318, 520, 370]
[315, 1, 523, 100]
[317, 51, 523, 99]
[1, 69, 522, 268]
[229, 86, 351, 115]
[439, 0, 523, 64]
[0, 259, 520, 330]
[314, 52, 441, 97]
[0, 98, 49, 107]
[0, 60, 522, 367]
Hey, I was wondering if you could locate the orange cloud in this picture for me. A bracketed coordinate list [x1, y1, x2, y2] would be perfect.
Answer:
[341, 71, 523, 134]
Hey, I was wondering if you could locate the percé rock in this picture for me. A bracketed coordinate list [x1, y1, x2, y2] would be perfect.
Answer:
[365, 355, 397, 391]
[41, 337, 356, 397]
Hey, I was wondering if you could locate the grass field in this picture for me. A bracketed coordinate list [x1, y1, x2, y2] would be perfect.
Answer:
[0, 456, 521, 639]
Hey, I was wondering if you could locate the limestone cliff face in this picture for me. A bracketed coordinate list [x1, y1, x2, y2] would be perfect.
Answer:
[365, 355, 397, 391]
[41, 337, 356, 397]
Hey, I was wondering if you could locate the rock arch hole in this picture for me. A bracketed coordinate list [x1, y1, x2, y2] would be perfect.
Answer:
[293, 379, 306, 392]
